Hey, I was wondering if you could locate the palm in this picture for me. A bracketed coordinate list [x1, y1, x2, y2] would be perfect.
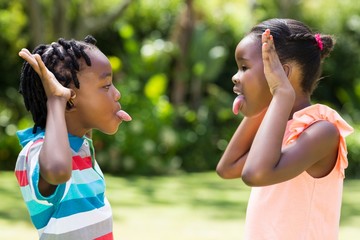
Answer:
[19, 48, 74, 100]
[261, 30, 294, 95]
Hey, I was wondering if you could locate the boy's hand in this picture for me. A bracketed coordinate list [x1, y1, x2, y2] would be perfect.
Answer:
[19, 48, 75, 101]
[261, 29, 295, 97]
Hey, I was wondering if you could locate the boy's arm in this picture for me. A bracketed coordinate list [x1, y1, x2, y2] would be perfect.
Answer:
[39, 96, 72, 186]
[216, 111, 265, 179]
[19, 49, 74, 195]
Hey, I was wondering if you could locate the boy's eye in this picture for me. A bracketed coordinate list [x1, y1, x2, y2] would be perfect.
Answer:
[104, 84, 112, 89]
[241, 65, 248, 71]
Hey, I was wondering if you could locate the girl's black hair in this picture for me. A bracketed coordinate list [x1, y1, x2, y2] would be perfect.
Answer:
[19, 35, 98, 133]
[249, 18, 335, 94]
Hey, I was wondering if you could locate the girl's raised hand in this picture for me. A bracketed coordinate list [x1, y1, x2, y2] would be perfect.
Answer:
[19, 48, 75, 101]
[262, 29, 294, 97]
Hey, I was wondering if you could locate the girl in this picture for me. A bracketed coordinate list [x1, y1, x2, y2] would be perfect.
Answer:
[216, 18, 353, 239]
[15, 36, 131, 239]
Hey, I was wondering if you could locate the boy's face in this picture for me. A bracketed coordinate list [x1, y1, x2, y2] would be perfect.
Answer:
[232, 35, 273, 117]
[66, 48, 125, 136]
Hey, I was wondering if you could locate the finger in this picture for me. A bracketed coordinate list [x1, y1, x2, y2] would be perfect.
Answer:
[261, 31, 267, 45]
[262, 29, 271, 43]
[19, 50, 41, 74]
[262, 30, 272, 53]
[268, 34, 275, 51]
[262, 36, 271, 57]
[34, 54, 49, 79]
[18, 48, 32, 57]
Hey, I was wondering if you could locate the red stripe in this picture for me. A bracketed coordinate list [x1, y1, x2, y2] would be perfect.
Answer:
[25, 139, 44, 163]
[72, 156, 92, 170]
[15, 139, 44, 187]
[15, 170, 29, 186]
[94, 232, 113, 240]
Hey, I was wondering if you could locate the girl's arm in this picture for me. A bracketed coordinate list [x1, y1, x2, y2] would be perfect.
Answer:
[216, 110, 265, 179]
[241, 30, 339, 186]
[19, 50, 74, 194]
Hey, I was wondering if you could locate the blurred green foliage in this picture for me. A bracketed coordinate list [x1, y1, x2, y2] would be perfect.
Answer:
[0, 0, 359, 176]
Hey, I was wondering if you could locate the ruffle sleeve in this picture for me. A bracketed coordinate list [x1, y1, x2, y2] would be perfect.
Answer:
[284, 104, 354, 177]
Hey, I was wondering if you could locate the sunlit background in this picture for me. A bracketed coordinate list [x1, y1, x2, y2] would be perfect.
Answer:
[0, 0, 359, 239]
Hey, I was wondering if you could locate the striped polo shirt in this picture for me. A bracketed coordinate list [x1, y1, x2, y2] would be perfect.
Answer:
[15, 128, 113, 240]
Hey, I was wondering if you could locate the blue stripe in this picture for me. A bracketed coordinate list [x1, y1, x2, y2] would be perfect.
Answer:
[62, 180, 105, 201]
[31, 163, 66, 204]
[30, 205, 55, 229]
[30, 193, 106, 228]
[26, 199, 52, 216]
[54, 193, 105, 218]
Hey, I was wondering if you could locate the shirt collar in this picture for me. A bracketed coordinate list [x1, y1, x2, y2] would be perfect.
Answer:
[17, 127, 85, 152]
[68, 134, 85, 152]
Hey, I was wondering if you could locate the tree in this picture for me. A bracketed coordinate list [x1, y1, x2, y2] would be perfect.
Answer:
[169, 0, 195, 106]
[26, 0, 133, 48]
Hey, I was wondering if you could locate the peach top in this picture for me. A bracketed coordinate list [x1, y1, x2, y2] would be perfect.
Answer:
[244, 104, 353, 240]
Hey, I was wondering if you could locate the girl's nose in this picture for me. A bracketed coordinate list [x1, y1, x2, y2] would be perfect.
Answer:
[232, 72, 240, 84]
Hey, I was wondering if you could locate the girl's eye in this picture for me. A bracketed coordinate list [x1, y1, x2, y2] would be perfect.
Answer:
[104, 84, 112, 89]
[241, 65, 248, 71]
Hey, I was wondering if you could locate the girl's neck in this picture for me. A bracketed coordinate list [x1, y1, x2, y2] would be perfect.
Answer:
[289, 96, 311, 119]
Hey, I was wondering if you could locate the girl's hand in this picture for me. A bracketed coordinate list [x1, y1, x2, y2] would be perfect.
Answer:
[262, 29, 294, 97]
[19, 48, 75, 101]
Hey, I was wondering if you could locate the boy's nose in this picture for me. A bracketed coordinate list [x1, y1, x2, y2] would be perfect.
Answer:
[114, 88, 121, 101]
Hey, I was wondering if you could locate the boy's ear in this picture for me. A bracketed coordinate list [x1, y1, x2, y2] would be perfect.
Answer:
[66, 89, 77, 112]
[66, 99, 77, 112]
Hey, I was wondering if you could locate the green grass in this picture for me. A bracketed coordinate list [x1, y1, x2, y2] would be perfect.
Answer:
[1, 171, 359, 240]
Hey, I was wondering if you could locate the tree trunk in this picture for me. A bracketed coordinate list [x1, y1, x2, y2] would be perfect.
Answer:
[75, 0, 133, 39]
[26, 0, 133, 45]
[52, 0, 70, 39]
[169, 0, 195, 107]
[28, 0, 45, 48]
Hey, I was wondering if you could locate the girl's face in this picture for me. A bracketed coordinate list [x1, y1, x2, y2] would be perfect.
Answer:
[232, 35, 273, 117]
[67, 48, 130, 136]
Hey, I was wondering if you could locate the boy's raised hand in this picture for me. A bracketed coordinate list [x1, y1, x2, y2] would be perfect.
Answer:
[19, 48, 75, 101]
[261, 29, 294, 97]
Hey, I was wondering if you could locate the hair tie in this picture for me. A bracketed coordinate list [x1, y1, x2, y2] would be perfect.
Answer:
[315, 34, 323, 51]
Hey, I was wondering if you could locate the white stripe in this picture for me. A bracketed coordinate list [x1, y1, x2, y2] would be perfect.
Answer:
[37, 227, 45, 237]
[42, 198, 112, 234]
[20, 185, 33, 202]
[72, 168, 102, 184]
[27, 150, 52, 206]
[15, 155, 26, 171]
[59, 178, 72, 202]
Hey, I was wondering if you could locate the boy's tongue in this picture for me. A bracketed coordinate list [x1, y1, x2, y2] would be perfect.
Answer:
[116, 110, 132, 121]
[232, 95, 244, 115]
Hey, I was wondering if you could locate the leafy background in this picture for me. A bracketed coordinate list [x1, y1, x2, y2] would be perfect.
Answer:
[0, 0, 359, 177]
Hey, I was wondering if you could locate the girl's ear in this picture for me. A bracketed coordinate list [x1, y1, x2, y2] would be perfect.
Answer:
[283, 62, 302, 90]
[282, 63, 292, 78]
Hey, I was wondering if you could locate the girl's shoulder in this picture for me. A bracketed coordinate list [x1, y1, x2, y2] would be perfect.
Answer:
[286, 104, 354, 178]
[290, 104, 353, 138]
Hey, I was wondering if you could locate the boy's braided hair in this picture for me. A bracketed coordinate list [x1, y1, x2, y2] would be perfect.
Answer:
[19, 35, 97, 133]
[249, 18, 335, 94]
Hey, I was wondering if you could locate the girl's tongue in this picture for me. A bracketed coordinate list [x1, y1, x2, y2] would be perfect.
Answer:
[116, 110, 132, 121]
[232, 95, 245, 115]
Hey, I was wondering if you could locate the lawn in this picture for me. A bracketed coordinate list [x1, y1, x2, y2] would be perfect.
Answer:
[1, 171, 359, 240]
